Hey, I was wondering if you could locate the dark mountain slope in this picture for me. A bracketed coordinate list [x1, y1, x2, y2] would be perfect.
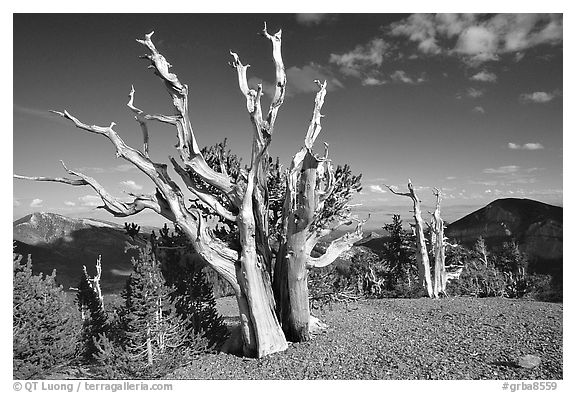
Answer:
[13, 212, 142, 293]
[445, 198, 562, 276]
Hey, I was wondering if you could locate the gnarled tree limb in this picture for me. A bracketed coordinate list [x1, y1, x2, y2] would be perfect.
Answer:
[307, 219, 365, 268]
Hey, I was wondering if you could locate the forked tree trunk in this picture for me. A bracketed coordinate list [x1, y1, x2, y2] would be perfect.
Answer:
[273, 82, 364, 341]
[386, 180, 433, 298]
[274, 151, 318, 341]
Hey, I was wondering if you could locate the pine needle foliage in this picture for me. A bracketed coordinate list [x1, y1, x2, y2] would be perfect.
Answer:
[13, 253, 81, 379]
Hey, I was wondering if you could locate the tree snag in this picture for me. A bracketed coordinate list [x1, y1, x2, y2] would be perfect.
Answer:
[273, 81, 364, 341]
[14, 25, 363, 356]
[429, 188, 447, 298]
[385, 180, 433, 298]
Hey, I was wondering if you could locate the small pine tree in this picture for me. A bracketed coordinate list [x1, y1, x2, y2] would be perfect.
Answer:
[494, 241, 529, 298]
[13, 253, 81, 379]
[152, 224, 229, 348]
[171, 268, 229, 348]
[382, 214, 417, 291]
[94, 245, 210, 379]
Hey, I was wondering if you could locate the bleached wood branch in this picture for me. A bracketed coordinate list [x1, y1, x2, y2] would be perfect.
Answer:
[304, 80, 327, 150]
[261, 22, 286, 132]
[16, 160, 175, 220]
[127, 86, 151, 158]
[307, 219, 365, 268]
[229, 51, 267, 149]
[170, 157, 237, 222]
[137, 32, 236, 202]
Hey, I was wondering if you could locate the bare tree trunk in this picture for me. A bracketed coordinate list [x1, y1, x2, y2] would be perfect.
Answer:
[274, 152, 317, 341]
[274, 82, 364, 341]
[430, 188, 447, 297]
[386, 180, 433, 298]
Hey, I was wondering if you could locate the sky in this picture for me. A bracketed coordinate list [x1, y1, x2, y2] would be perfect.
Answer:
[12, 12, 564, 229]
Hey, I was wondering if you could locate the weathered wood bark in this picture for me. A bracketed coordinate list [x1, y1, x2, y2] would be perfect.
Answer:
[14, 27, 288, 358]
[273, 81, 364, 342]
[430, 188, 447, 298]
[386, 180, 433, 298]
[14, 24, 362, 355]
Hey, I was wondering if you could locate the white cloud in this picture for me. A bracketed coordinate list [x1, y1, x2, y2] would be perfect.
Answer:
[113, 164, 136, 172]
[295, 14, 331, 25]
[470, 70, 497, 83]
[369, 185, 387, 194]
[79, 195, 101, 207]
[520, 91, 556, 103]
[121, 180, 143, 191]
[455, 26, 498, 58]
[362, 77, 387, 86]
[508, 142, 544, 150]
[389, 13, 442, 55]
[14, 199, 21, 207]
[483, 165, 520, 174]
[30, 198, 43, 208]
[467, 87, 484, 98]
[390, 70, 414, 84]
[329, 38, 389, 78]
[64, 201, 76, 206]
[389, 13, 562, 66]
[76, 166, 106, 174]
[473, 106, 485, 114]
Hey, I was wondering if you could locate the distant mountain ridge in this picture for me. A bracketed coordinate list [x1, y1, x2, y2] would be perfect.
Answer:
[445, 198, 562, 276]
[14, 199, 563, 293]
[13, 212, 144, 293]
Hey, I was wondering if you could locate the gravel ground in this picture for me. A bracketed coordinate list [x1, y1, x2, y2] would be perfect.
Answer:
[168, 297, 562, 380]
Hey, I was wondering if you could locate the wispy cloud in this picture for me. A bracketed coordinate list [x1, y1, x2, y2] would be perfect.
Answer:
[64, 201, 76, 206]
[473, 106, 485, 114]
[113, 164, 137, 172]
[76, 166, 106, 174]
[295, 14, 333, 26]
[362, 77, 387, 86]
[389, 13, 562, 66]
[30, 198, 43, 208]
[13, 104, 70, 125]
[520, 91, 557, 103]
[79, 195, 101, 207]
[76, 164, 137, 174]
[329, 38, 389, 78]
[389, 70, 426, 84]
[14, 199, 21, 207]
[483, 165, 520, 174]
[508, 142, 544, 150]
[286, 63, 344, 95]
[121, 180, 143, 191]
[466, 87, 484, 98]
[369, 185, 387, 194]
[470, 70, 497, 83]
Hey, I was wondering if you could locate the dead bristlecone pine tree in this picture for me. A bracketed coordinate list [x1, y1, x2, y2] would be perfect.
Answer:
[14, 24, 363, 358]
[385, 180, 433, 298]
[429, 188, 447, 298]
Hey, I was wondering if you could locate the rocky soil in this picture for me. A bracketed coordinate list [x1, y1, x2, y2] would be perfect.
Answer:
[168, 297, 562, 380]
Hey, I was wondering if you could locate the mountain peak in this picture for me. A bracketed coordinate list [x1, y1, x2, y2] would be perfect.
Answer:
[446, 198, 562, 275]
